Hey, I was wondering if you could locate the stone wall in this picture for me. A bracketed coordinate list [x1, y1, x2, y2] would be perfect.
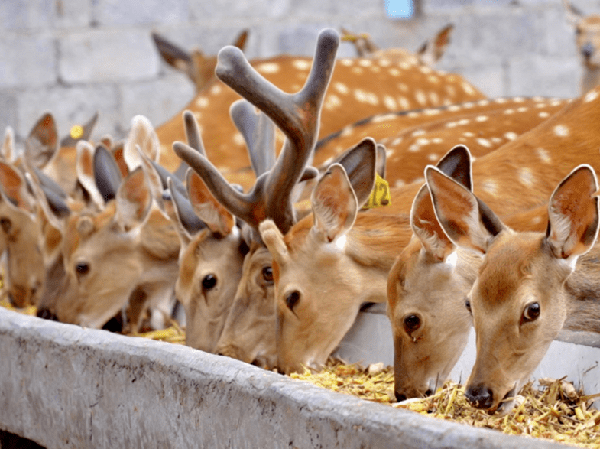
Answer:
[0, 0, 596, 142]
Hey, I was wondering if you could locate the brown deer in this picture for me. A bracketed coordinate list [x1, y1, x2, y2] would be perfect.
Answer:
[564, 0, 600, 94]
[262, 79, 600, 375]
[425, 163, 599, 412]
[173, 28, 340, 361]
[315, 96, 568, 187]
[153, 29, 485, 182]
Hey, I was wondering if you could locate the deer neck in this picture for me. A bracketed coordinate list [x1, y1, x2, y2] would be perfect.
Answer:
[581, 66, 600, 95]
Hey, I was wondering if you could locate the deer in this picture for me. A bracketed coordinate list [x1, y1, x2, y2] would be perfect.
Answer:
[315, 96, 569, 188]
[564, 0, 600, 94]
[387, 84, 600, 401]
[253, 76, 600, 375]
[172, 28, 340, 362]
[153, 28, 486, 183]
[32, 117, 181, 331]
[424, 162, 599, 412]
[340, 23, 454, 67]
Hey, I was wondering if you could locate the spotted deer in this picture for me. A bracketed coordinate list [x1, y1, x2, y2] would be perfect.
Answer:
[33, 119, 181, 331]
[173, 29, 339, 361]
[152, 29, 249, 94]
[315, 97, 568, 187]
[341, 23, 454, 67]
[564, 0, 600, 94]
[258, 78, 600, 375]
[153, 31, 485, 181]
[387, 85, 600, 401]
[425, 163, 599, 412]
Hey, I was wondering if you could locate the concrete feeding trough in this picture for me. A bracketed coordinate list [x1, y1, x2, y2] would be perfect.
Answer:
[0, 307, 589, 449]
[335, 304, 600, 409]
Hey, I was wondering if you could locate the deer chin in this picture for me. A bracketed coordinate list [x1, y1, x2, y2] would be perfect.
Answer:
[494, 380, 524, 415]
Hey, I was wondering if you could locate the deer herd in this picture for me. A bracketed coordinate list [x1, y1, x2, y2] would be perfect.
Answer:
[2, 2, 600, 415]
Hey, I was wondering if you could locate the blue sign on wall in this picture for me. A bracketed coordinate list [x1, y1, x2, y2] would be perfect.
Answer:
[385, 0, 413, 18]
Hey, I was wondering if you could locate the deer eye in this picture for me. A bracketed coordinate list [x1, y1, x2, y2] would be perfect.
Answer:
[202, 274, 217, 291]
[403, 314, 421, 334]
[75, 262, 90, 276]
[523, 302, 541, 323]
[0, 217, 11, 234]
[285, 290, 300, 313]
[465, 298, 472, 313]
[261, 266, 274, 284]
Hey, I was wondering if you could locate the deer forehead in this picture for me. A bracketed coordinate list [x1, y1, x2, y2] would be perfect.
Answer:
[475, 233, 548, 307]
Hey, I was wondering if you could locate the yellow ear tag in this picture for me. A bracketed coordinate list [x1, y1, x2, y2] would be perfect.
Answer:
[70, 125, 84, 139]
[363, 173, 391, 209]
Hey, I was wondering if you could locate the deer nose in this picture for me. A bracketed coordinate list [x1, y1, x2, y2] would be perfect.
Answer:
[395, 392, 408, 402]
[582, 42, 595, 59]
[465, 385, 495, 409]
[37, 307, 58, 321]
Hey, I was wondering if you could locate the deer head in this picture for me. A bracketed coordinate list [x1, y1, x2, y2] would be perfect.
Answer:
[426, 163, 599, 412]
[564, 0, 600, 94]
[387, 145, 480, 401]
[174, 31, 337, 366]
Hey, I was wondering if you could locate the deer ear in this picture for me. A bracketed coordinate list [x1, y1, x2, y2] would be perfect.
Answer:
[151, 32, 193, 75]
[546, 165, 599, 259]
[335, 138, 377, 208]
[2, 127, 16, 162]
[426, 166, 505, 254]
[411, 184, 454, 261]
[417, 23, 454, 66]
[115, 168, 152, 232]
[311, 163, 357, 243]
[563, 0, 583, 26]
[186, 169, 234, 236]
[25, 112, 59, 169]
[168, 178, 206, 245]
[76, 141, 104, 209]
[124, 115, 160, 172]
[0, 161, 35, 214]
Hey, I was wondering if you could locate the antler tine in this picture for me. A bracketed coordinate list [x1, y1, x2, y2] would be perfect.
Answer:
[173, 141, 259, 222]
[216, 28, 338, 155]
[183, 110, 206, 157]
[230, 99, 276, 178]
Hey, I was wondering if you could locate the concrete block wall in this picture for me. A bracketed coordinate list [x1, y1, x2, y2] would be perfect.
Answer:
[0, 0, 597, 143]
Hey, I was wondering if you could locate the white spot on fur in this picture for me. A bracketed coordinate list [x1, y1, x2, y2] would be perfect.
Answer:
[424, 108, 441, 116]
[537, 148, 552, 164]
[495, 98, 507, 104]
[379, 59, 391, 67]
[334, 82, 349, 95]
[412, 129, 426, 137]
[477, 138, 492, 148]
[504, 132, 518, 141]
[463, 132, 475, 138]
[585, 91, 599, 102]
[448, 105, 461, 112]
[427, 75, 440, 84]
[554, 125, 569, 137]
[359, 59, 372, 68]
[340, 126, 353, 137]
[463, 102, 474, 109]
[390, 68, 401, 76]
[409, 144, 421, 152]
[462, 83, 476, 95]
[518, 167, 535, 188]
[210, 84, 222, 95]
[539, 111, 550, 118]
[195, 97, 209, 108]
[354, 89, 379, 105]
[477, 99, 489, 106]
[476, 115, 488, 122]
[391, 137, 403, 146]
[429, 92, 439, 104]
[384, 96, 397, 110]
[399, 97, 410, 109]
[482, 179, 499, 197]
[513, 97, 525, 103]
[517, 107, 528, 113]
[233, 133, 245, 146]
[372, 114, 397, 123]
[257, 62, 280, 73]
[427, 153, 439, 161]
[416, 137, 430, 146]
[432, 137, 443, 144]
[446, 121, 458, 129]
[352, 67, 363, 75]
[504, 109, 515, 115]
[340, 59, 353, 67]
[457, 118, 470, 126]
[324, 94, 341, 110]
[416, 90, 427, 105]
